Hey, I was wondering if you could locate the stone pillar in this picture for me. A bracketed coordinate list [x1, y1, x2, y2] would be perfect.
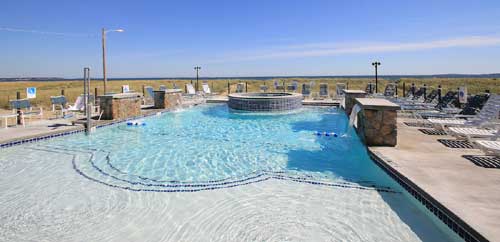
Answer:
[342, 90, 367, 115]
[99, 93, 142, 120]
[354, 98, 400, 146]
[154, 90, 183, 109]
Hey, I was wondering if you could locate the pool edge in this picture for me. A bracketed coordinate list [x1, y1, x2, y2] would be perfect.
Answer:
[368, 148, 488, 242]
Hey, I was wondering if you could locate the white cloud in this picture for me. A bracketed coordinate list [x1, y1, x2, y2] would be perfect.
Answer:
[211, 35, 500, 63]
[0, 27, 94, 37]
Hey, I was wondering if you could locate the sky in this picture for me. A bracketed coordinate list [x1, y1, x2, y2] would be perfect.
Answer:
[1, 0, 500, 78]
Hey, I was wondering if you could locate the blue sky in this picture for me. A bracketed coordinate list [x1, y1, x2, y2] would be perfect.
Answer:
[1, 0, 500, 78]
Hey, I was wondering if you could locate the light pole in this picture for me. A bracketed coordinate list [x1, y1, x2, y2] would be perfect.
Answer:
[194, 66, 201, 91]
[372, 61, 381, 93]
[102, 28, 124, 94]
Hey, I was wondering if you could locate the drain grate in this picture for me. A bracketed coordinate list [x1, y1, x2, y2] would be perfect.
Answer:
[404, 122, 433, 128]
[463, 155, 500, 169]
[437, 139, 474, 149]
[418, 129, 447, 135]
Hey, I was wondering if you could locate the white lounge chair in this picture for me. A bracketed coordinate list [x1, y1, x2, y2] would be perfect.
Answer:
[202, 83, 211, 95]
[335, 83, 346, 98]
[474, 140, 500, 156]
[427, 94, 500, 129]
[236, 83, 245, 93]
[68, 96, 85, 112]
[185, 83, 196, 95]
[447, 127, 497, 139]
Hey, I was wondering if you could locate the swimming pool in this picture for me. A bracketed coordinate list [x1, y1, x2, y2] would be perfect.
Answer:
[0, 104, 461, 241]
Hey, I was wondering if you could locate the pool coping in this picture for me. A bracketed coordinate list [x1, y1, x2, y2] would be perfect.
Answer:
[0, 108, 175, 149]
[368, 149, 487, 242]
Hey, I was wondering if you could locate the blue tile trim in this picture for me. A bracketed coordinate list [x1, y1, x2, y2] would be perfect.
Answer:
[368, 149, 487, 242]
[0, 110, 169, 149]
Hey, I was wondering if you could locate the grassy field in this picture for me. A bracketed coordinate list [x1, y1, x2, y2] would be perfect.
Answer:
[1, 78, 498, 109]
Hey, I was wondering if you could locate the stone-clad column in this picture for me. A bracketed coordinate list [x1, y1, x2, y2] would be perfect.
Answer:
[354, 98, 400, 146]
[153, 90, 183, 109]
[343, 90, 367, 115]
[98, 93, 142, 120]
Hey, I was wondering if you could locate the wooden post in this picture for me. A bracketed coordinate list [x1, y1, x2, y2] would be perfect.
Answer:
[142, 85, 145, 96]
[61, 89, 65, 96]
[438, 85, 442, 104]
[402, 82, 406, 97]
[245, 82, 248, 92]
[227, 81, 230, 94]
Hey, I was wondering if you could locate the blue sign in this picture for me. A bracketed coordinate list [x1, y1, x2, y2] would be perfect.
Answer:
[27, 87, 36, 99]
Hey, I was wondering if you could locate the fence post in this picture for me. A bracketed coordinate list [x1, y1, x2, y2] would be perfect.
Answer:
[245, 82, 248, 92]
[227, 81, 230, 94]
[61, 89, 65, 96]
[438, 85, 442, 104]
[402, 82, 405, 97]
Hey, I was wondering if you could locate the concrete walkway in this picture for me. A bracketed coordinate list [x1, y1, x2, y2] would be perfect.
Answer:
[370, 118, 500, 242]
[0, 118, 81, 144]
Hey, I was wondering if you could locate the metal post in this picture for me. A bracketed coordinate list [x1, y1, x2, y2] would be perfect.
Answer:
[16, 91, 22, 125]
[372, 61, 381, 93]
[423, 84, 427, 99]
[438, 85, 442, 104]
[194, 66, 201, 92]
[102, 28, 107, 94]
[84, 67, 92, 134]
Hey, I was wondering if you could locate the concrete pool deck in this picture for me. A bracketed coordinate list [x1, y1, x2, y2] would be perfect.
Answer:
[369, 117, 500, 242]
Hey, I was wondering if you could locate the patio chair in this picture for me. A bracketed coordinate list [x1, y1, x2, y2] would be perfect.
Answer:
[202, 82, 212, 95]
[159, 85, 167, 91]
[336, 83, 346, 98]
[260, 85, 268, 92]
[383, 83, 396, 97]
[68, 95, 85, 112]
[10, 98, 43, 123]
[302, 83, 311, 99]
[319, 83, 329, 98]
[274, 80, 284, 91]
[447, 127, 498, 139]
[185, 83, 196, 95]
[236, 83, 245, 93]
[473, 129, 500, 156]
[286, 81, 298, 92]
[427, 94, 500, 129]
[50, 95, 68, 118]
[365, 83, 375, 94]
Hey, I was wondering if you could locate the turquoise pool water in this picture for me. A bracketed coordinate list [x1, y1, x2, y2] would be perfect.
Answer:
[0, 104, 461, 241]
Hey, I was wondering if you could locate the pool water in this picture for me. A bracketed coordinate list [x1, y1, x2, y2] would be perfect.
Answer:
[0, 104, 461, 241]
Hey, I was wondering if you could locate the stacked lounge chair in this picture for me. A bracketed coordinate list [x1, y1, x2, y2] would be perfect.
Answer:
[427, 94, 499, 130]
[335, 83, 346, 99]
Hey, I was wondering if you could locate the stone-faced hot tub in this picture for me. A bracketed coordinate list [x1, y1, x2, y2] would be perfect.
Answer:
[228, 92, 302, 111]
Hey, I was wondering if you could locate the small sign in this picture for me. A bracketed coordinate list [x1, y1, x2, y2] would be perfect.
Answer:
[122, 85, 130, 93]
[459, 86, 467, 104]
[26, 87, 36, 99]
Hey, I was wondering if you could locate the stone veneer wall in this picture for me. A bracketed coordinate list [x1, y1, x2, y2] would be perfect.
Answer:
[228, 96, 302, 111]
[153, 92, 182, 109]
[344, 93, 366, 115]
[100, 95, 142, 120]
[356, 109, 397, 146]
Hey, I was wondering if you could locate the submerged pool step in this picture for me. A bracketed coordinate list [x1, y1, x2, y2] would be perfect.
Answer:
[31, 144, 399, 194]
